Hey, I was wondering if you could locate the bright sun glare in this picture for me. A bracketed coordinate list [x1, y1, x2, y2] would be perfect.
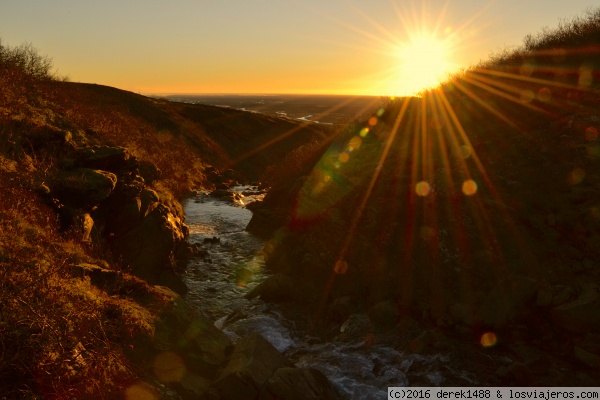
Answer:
[395, 33, 454, 95]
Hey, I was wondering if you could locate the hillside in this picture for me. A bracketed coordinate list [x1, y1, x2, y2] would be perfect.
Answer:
[2, 7, 600, 396]
[247, 8, 600, 386]
[44, 82, 330, 192]
[0, 42, 333, 399]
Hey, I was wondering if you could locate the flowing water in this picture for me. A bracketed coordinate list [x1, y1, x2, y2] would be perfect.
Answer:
[182, 187, 476, 399]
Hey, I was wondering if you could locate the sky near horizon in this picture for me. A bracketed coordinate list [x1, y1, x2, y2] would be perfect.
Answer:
[1, 0, 598, 96]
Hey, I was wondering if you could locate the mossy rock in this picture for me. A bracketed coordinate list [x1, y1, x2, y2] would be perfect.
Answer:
[52, 168, 117, 208]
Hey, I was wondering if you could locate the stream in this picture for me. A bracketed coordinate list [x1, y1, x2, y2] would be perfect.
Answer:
[182, 187, 474, 399]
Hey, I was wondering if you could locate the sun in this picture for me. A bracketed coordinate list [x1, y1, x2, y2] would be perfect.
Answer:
[394, 33, 455, 96]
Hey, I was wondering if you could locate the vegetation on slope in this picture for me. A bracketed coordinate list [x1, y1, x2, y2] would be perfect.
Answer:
[0, 39, 330, 398]
[251, 8, 600, 385]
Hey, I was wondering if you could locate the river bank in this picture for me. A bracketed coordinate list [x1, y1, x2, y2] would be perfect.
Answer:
[182, 186, 515, 398]
[240, 82, 600, 388]
[0, 60, 334, 397]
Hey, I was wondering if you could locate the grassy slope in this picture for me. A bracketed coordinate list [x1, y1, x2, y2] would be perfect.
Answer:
[0, 62, 329, 396]
[256, 8, 600, 385]
[44, 82, 330, 194]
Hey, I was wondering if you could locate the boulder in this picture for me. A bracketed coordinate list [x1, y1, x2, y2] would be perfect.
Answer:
[104, 197, 142, 237]
[551, 284, 600, 333]
[246, 274, 294, 302]
[25, 124, 73, 151]
[154, 301, 233, 380]
[406, 329, 448, 355]
[138, 160, 161, 184]
[203, 236, 221, 244]
[211, 189, 243, 203]
[258, 367, 342, 400]
[244, 199, 263, 211]
[367, 299, 399, 329]
[245, 274, 316, 304]
[335, 314, 374, 343]
[212, 188, 230, 198]
[71, 263, 182, 308]
[449, 302, 478, 326]
[123, 294, 232, 399]
[479, 275, 537, 328]
[53, 168, 117, 209]
[246, 208, 289, 239]
[574, 346, 600, 369]
[110, 174, 146, 203]
[327, 296, 356, 322]
[112, 203, 187, 293]
[58, 207, 95, 241]
[75, 146, 134, 172]
[140, 188, 160, 217]
[211, 334, 293, 400]
[75, 211, 94, 242]
[70, 263, 122, 291]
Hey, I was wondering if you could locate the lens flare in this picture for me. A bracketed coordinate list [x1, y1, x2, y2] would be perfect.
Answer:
[153, 351, 185, 383]
[395, 33, 455, 95]
[537, 87, 551, 102]
[460, 145, 472, 159]
[415, 181, 431, 196]
[480, 331, 497, 347]
[567, 168, 585, 185]
[349, 136, 363, 150]
[334, 259, 349, 275]
[462, 179, 478, 196]
[338, 152, 350, 163]
[125, 383, 158, 400]
[520, 90, 535, 103]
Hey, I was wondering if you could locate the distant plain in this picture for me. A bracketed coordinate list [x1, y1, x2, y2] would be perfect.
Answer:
[163, 94, 383, 126]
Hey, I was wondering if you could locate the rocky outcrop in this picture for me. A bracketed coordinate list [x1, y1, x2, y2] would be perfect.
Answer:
[245, 273, 318, 304]
[112, 203, 187, 293]
[73, 145, 133, 172]
[479, 275, 538, 328]
[550, 284, 600, 333]
[211, 334, 294, 400]
[46, 144, 189, 293]
[246, 207, 290, 238]
[52, 168, 117, 208]
[41, 140, 342, 398]
[259, 367, 342, 400]
[367, 299, 399, 329]
[24, 123, 73, 152]
[209, 334, 341, 400]
[58, 208, 95, 241]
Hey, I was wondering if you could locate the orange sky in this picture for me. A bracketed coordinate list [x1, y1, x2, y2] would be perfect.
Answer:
[1, 0, 598, 96]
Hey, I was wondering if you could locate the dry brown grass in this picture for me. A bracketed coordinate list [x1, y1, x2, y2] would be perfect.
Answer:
[0, 39, 171, 399]
[41, 82, 209, 198]
[0, 178, 137, 398]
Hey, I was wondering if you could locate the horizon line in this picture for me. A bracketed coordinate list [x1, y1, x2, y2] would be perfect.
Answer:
[143, 92, 392, 98]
